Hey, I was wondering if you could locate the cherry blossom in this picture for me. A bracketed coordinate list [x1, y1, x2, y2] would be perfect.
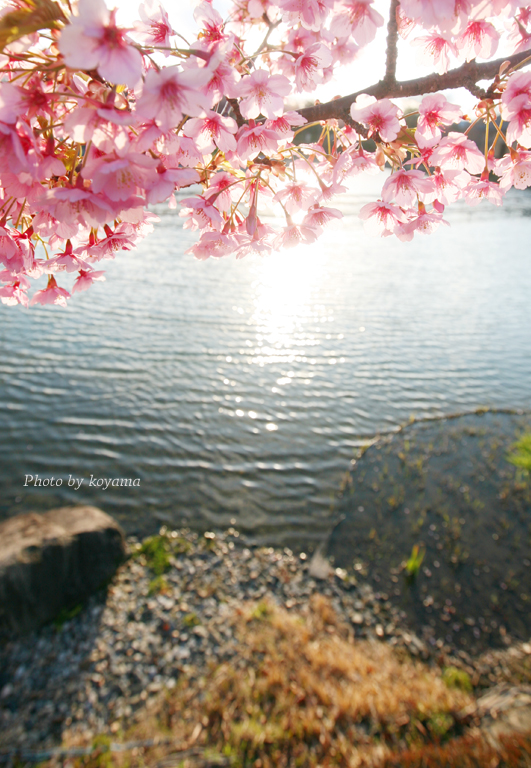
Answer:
[236, 123, 281, 160]
[72, 269, 107, 292]
[294, 44, 333, 92]
[413, 33, 457, 75]
[395, 206, 448, 241]
[183, 111, 238, 154]
[146, 167, 199, 205]
[204, 172, 240, 213]
[265, 112, 307, 143]
[0, 270, 31, 307]
[330, 1, 385, 46]
[423, 169, 470, 206]
[59, 0, 143, 89]
[464, 175, 504, 205]
[0, 280, 29, 308]
[2, 0, 531, 308]
[136, 66, 211, 131]
[30, 276, 71, 308]
[233, 219, 276, 259]
[273, 221, 320, 249]
[87, 223, 139, 261]
[134, 0, 176, 51]
[503, 94, 531, 147]
[277, 0, 333, 32]
[416, 94, 462, 148]
[458, 20, 499, 61]
[200, 43, 241, 106]
[382, 169, 434, 206]
[398, 0, 456, 30]
[430, 132, 486, 174]
[501, 71, 531, 111]
[84, 151, 158, 201]
[496, 150, 531, 190]
[332, 148, 379, 186]
[186, 231, 236, 261]
[302, 205, 343, 232]
[359, 201, 407, 237]
[194, 1, 226, 44]
[350, 95, 401, 142]
[0, 82, 22, 125]
[239, 70, 291, 120]
[180, 196, 224, 231]
[273, 182, 320, 214]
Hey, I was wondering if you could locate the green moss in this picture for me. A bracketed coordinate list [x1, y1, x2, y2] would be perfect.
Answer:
[90, 734, 113, 768]
[250, 601, 273, 621]
[427, 712, 454, 739]
[507, 433, 531, 474]
[442, 666, 472, 693]
[148, 575, 169, 595]
[183, 612, 200, 627]
[173, 535, 192, 555]
[136, 534, 172, 575]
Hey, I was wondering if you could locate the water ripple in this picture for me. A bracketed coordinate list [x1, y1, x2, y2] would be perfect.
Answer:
[1, 180, 531, 542]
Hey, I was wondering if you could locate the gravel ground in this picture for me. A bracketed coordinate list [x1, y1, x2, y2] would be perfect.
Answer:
[0, 527, 528, 752]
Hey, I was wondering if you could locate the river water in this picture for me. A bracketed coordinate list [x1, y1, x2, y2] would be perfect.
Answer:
[1, 177, 531, 544]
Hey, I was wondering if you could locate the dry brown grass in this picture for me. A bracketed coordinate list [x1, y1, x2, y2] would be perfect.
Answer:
[105, 595, 471, 768]
[68, 597, 531, 768]
[378, 731, 531, 767]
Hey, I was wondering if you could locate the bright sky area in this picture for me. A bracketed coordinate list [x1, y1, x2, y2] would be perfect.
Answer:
[113, 0, 494, 111]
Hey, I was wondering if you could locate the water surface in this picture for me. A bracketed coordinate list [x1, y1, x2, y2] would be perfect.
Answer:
[1, 178, 531, 543]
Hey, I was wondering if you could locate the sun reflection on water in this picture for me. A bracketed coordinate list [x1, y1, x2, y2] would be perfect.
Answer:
[250, 243, 331, 366]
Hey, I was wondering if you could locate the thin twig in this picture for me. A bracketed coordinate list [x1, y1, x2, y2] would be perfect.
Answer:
[253, 14, 281, 60]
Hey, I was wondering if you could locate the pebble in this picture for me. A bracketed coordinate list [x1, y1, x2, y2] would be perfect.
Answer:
[0, 527, 526, 751]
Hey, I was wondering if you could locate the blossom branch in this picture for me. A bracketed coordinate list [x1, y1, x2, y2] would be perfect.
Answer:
[296, 48, 531, 124]
[3, 0, 531, 307]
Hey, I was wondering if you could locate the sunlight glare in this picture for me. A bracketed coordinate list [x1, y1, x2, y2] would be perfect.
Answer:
[250, 244, 329, 366]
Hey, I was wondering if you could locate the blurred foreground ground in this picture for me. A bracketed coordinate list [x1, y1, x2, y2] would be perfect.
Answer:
[1, 527, 531, 767]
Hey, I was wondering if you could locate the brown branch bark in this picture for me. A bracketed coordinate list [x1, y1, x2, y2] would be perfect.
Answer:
[296, 48, 531, 125]
[384, 0, 400, 84]
[227, 97, 245, 128]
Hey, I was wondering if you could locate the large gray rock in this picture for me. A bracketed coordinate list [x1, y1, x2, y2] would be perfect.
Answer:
[0, 506, 126, 635]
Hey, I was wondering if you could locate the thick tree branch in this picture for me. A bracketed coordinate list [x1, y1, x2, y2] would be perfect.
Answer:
[296, 48, 531, 125]
[384, 0, 400, 84]
[227, 97, 245, 128]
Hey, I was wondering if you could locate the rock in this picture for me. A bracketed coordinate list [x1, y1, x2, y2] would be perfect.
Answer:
[308, 549, 331, 580]
[0, 506, 126, 635]
[460, 684, 531, 746]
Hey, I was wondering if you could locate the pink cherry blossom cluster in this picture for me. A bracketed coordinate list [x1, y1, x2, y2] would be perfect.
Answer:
[1, 0, 531, 307]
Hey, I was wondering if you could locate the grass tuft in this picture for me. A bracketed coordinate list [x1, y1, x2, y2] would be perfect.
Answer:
[148, 575, 169, 595]
[507, 433, 531, 475]
[136, 534, 172, 576]
[134, 532, 191, 576]
[442, 666, 473, 693]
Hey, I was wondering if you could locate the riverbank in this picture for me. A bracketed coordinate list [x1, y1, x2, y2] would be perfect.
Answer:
[1, 527, 531, 765]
